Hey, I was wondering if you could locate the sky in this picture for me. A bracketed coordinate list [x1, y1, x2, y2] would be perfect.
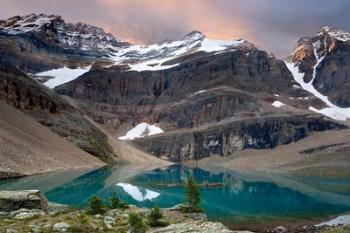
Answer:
[1, 0, 350, 57]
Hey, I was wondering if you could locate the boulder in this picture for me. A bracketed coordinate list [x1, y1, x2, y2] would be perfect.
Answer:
[0, 190, 48, 212]
[53, 222, 71, 232]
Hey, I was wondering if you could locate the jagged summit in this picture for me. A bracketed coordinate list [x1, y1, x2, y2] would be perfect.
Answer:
[291, 26, 350, 65]
[319, 26, 350, 42]
[0, 13, 126, 50]
[183, 30, 206, 41]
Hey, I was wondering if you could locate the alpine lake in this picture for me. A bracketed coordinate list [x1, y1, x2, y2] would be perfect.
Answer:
[1, 164, 349, 231]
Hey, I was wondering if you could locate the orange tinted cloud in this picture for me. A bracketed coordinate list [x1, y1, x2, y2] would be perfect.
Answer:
[97, 0, 251, 44]
[1, 0, 350, 57]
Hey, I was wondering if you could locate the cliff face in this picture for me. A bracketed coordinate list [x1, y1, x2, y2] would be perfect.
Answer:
[151, 87, 262, 129]
[133, 115, 346, 162]
[0, 62, 115, 162]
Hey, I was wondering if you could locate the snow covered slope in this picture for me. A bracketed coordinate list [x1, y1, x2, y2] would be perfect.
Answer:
[36, 66, 91, 88]
[285, 61, 350, 121]
[110, 31, 255, 71]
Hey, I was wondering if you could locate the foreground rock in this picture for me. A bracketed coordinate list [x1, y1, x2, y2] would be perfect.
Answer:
[150, 221, 236, 233]
[0, 190, 235, 233]
[0, 190, 47, 212]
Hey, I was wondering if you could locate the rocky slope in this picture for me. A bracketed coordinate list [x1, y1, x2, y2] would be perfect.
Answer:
[0, 61, 115, 163]
[288, 26, 350, 108]
[0, 13, 127, 73]
[0, 100, 104, 179]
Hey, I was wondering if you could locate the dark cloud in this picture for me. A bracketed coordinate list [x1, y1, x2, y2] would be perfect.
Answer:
[0, 0, 349, 57]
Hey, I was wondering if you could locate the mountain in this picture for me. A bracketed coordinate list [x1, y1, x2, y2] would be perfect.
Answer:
[0, 14, 349, 176]
[287, 26, 350, 109]
[53, 26, 347, 162]
[0, 13, 128, 73]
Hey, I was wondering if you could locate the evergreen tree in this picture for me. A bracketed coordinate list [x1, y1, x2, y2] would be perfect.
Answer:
[182, 175, 203, 213]
[109, 192, 128, 209]
[88, 195, 105, 214]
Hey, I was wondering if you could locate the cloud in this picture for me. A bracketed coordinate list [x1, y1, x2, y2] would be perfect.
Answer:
[0, 0, 349, 57]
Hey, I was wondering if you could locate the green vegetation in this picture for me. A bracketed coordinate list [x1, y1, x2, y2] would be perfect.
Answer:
[180, 176, 204, 213]
[87, 193, 129, 215]
[128, 212, 149, 233]
[320, 226, 350, 233]
[87, 195, 106, 214]
[109, 192, 128, 210]
[147, 206, 169, 227]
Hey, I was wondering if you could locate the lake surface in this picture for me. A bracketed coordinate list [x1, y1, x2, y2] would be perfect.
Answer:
[1, 165, 350, 229]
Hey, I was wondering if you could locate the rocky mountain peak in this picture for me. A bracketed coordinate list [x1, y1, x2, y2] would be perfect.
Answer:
[0, 13, 127, 51]
[183, 30, 206, 41]
[291, 26, 350, 65]
[287, 26, 350, 109]
[319, 26, 350, 42]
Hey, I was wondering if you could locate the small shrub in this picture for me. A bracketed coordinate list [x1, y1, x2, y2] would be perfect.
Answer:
[109, 192, 128, 209]
[320, 226, 350, 233]
[147, 206, 169, 227]
[87, 195, 105, 214]
[128, 212, 149, 233]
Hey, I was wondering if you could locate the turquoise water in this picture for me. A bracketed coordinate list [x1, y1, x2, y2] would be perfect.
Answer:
[1, 165, 350, 228]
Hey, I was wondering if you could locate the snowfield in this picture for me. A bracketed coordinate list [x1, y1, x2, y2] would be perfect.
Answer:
[110, 32, 250, 72]
[118, 123, 164, 140]
[36, 66, 91, 89]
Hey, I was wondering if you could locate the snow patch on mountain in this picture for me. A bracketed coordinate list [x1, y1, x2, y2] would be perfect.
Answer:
[0, 14, 55, 35]
[321, 26, 350, 42]
[118, 123, 164, 140]
[36, 66, 90, 88]
[285, 56, 350, 121]
[271, 101, 287, 108]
